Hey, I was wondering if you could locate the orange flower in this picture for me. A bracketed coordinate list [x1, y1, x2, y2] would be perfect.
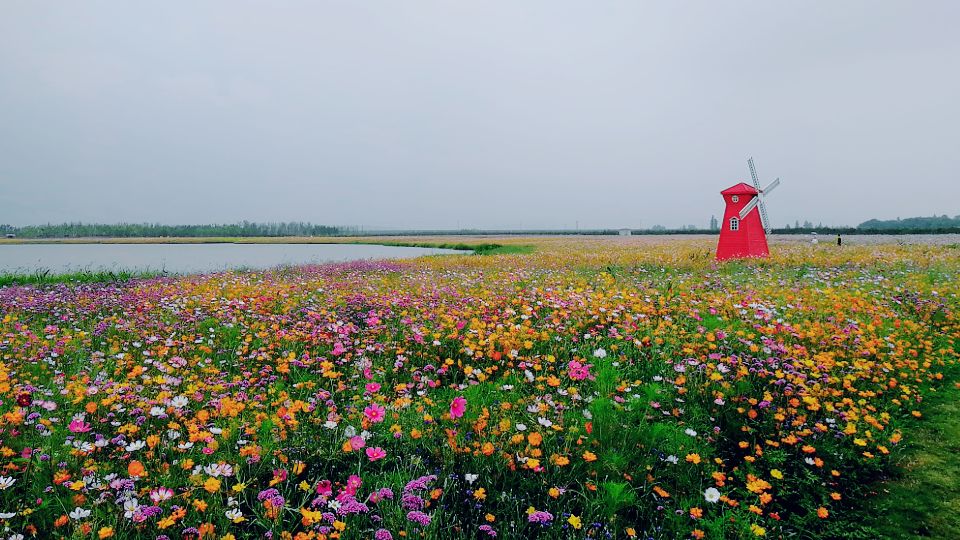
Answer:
[582, 451, 597, 462]
[685, 453, 701, 465]
[817, 507, 829, 519]
[127, 460, 146, 478]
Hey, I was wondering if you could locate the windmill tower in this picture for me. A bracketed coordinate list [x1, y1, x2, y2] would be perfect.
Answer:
[716, 158, 781, 260]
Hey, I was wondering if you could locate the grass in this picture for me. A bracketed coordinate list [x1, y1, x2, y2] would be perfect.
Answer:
[378, 242, 536, 255]
[0, 241, 536, 287]
[0, 269, 165, 287]
[856, 382, 960, 539]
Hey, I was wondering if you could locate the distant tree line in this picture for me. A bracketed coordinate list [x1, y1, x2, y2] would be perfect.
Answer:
[0, 221, 343, 238]
[858, 215, 960, 231]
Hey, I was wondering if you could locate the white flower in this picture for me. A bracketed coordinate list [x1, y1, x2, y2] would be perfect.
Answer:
[704, 487, 721, 503]
[515, 423, 527, 432]
[204, 463, 234, 478]
[125, 440, 146, 452]
[537, 417, 553, 428]
[149, 406, 165, 417]
[0, 511, 16, 519]
[323, 421, 338, 429]
[805, 457, 816, 466]
[123, 499, 140, 519]
[170, 395, 189, 408]
[685, 428, 698, 437]
[177, 441, 194, 450]
[665, 455, 679, 464]
[464, 473, 479, 484]
[225, 508, 244, 522]
[593, 348, 607, 358]
[69, 507, 91, 520]
[0, 477, 15, 490]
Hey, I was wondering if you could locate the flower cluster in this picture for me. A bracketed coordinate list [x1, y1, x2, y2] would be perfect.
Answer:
[0, 238, 956, 539]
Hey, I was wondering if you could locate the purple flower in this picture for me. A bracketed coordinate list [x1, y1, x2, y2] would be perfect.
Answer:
[401, 494, 425, 510]
[406, 511, 432, 526]
[528, 510, 554, 524]
[375, 529, 393, 540]
[403, 475, 437, 494]
[479, 524, 497, 537]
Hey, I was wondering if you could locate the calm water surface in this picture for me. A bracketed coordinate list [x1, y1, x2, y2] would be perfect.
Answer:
[0, 243, 468, 274]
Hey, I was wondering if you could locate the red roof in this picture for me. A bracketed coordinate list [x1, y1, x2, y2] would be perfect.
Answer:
[721, 182, 758, 196]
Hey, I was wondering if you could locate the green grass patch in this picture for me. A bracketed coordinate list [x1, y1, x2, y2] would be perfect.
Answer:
[854, 383, 960, 539]
[0, 269, 163, 287]
[352, 240, 535, 255]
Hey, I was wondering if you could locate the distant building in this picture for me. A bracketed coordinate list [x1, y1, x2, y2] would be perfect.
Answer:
[710, 215, 719, 231]
[618, 229, 632, 236]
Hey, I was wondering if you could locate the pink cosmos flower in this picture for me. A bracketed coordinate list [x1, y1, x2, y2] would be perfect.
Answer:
[567, 360, 593, 381]
[68, 419, 91, 433]
[349, 436, 366, 450]
[364, 403, 386, 423]
[150, 487, 173, 503]
[346, 474, 362, 496]
[366, 447, 387, 461]
[450, 396, 467, 419]
[365, 382, 382, 394]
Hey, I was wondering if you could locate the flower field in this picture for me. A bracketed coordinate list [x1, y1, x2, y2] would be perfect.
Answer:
[0, 237, 957, 539]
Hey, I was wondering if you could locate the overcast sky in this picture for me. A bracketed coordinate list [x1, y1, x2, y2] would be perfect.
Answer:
[1, 2, 958, 230]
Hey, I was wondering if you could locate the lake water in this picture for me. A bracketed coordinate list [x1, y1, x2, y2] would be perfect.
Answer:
[0, 243, 469, 275]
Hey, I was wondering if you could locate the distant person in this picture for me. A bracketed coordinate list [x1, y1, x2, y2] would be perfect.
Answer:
[837, 234, 842, 247]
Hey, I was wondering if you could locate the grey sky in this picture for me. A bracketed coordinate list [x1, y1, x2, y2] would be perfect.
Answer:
[1, 2, 958, 230]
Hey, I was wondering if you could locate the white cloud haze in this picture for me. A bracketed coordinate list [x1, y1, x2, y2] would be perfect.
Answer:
[1, 1, 958, 229]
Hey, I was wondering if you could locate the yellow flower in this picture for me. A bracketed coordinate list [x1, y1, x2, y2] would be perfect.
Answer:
[473, 488, 486, 501]
[548, 487, 560, 498]
[203, 477, 221, 493]
[750, 523, 766, 536]
[98, 527, 114, 539]
[232, 482, 247, 493]
[685, 453, 701, 465]
[567, 515, 582, 529]
[582, 451, 597, 462]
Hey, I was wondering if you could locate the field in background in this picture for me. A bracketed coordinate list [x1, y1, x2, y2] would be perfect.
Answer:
[0, 237, 957, 539]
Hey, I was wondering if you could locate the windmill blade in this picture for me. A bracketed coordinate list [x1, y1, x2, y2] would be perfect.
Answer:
[748, 158, 762, 192]
[762, 177, 780, 195]
[758, 199, 771, 232]
[739, 196, 760, 219]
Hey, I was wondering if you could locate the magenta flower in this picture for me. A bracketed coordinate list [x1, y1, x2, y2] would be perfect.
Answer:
[366, 447, 387, 461]
[364, 403, 386, 423]
[68, 419, 91, 433]
[449, 396, 467, 419]
[349, 436, 366, 450]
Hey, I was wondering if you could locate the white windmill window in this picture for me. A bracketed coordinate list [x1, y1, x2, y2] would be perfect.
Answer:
[731, 195, 739, 203]
[730, 217, 739, 231]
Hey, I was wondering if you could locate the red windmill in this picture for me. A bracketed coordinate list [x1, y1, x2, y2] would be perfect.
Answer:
[716, 158, 781, 261]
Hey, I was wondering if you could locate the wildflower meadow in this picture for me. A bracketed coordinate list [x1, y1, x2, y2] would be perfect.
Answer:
[0, 237, 957, 539]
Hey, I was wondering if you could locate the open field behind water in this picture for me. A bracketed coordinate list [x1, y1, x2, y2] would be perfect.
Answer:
[0, 237, 957, 539]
